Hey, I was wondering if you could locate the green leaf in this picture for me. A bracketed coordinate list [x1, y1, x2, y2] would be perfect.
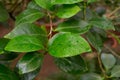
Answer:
[51, 0, 83, 4]
[0, 2, 9, 22]
[86, 31, 103, 52]
[111, 65, 120, 77]
[0, 52, 18, 61]
[5, 35, 44, 52]
[101, 53, 116, 70]
[27, 1, 42, 10]
[90, 17, 115, 30]
[4, 23, 48, 48]
[48, 33, 91, 57]
[16, 52, 44, 74]
[0, 38, 9, 54]
[56, 4, 81, 18]
[4, 23, 47, 39]
[34, 0, 52, 9]
[88, 0, 98, 3]
[0, 64, 19, 80]
[15, 9, 44, 26]
[55, 55, 87, 74]
[79, 73, 104, 80]
[21, 68, 40, 80]
[55, 20, 91, 34]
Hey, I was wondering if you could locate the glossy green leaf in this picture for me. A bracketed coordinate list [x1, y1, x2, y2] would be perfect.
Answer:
[16, 52, 44, 74]
[34, 0, 52, 9]
[79, 73, 104, 80]
[51, 0, 83, 4]
[0, 38, 9, 54]
[101, 53, 116, 70]
[86, 31, 103, 52]
[111, 65, 120, 77]
[4, 23, 47, 48]
[48, 33, 91, 57]
[90, 18, 115, 30]
[21, 68, 40, 80]
[56, 4, 81, 18]
[0, 2, 9, 22]
[55, 55, 87, 74]
[4, 23, 47, 39]
[5, 35, 44, 52]
[0, 64, 19, 80]
[55, 20, 91, 34]
[15, 9, 44, 26]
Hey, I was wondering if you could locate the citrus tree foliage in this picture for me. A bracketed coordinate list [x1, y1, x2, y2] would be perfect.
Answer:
[0, 0, 120, 80]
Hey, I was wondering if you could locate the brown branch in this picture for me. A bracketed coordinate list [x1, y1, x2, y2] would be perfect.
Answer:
[104, 44, 120, 59]
[96, 52, 107, 78]
[108, 7, 120, 17]
[35, 19, 64, 27]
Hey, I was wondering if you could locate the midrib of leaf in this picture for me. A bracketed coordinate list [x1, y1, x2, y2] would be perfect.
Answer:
[56, 26, 86, 31]
[15, 42, 42, 47]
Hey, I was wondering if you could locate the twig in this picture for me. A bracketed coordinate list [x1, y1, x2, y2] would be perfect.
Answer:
[83, 0, 87, 20]
[47, 12, 53, 38]
[35, 19, 64, 27]
[96, 52, 107, 78]
[104, 44, 120, 59]
[108, 7, 120, 17]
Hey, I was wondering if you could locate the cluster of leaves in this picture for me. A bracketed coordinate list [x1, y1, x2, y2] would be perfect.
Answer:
[0, 0, 120, 80]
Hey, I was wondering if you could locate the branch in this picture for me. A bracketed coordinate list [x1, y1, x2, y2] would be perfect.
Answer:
[96, 52, 107, 78]
[108, 7, 120, 17]
[35, 19, 64, 27]
[104, 44, 120, 59]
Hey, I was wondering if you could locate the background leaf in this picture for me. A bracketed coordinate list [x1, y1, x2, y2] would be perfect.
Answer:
[0, 2, 9, 22]
[55, 55, 87, 74]
[55, 19, 91, 34]
[90, 17, 115, 30]
[86, 31, 103, 52]
[56, 4, 81, 18]
[111, 65, 120, 77]
[0, 38, 9, 54]
[20, 68, 41, 80]
[48, 33, 91, 57]
[0, 52, 18, 61]
[79, 73, 103, 80]
[16, 52, 44, 74]
[0, 64, 19, 80]
[101, 53, 116, 70]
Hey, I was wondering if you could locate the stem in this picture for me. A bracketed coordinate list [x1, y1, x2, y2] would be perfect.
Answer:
[108, 7, 120, 17]
[83, 0, 87, 20]
[47, 12, 53, 38]
[96, 52, 107, 79]
[104, 44, 120, 59]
